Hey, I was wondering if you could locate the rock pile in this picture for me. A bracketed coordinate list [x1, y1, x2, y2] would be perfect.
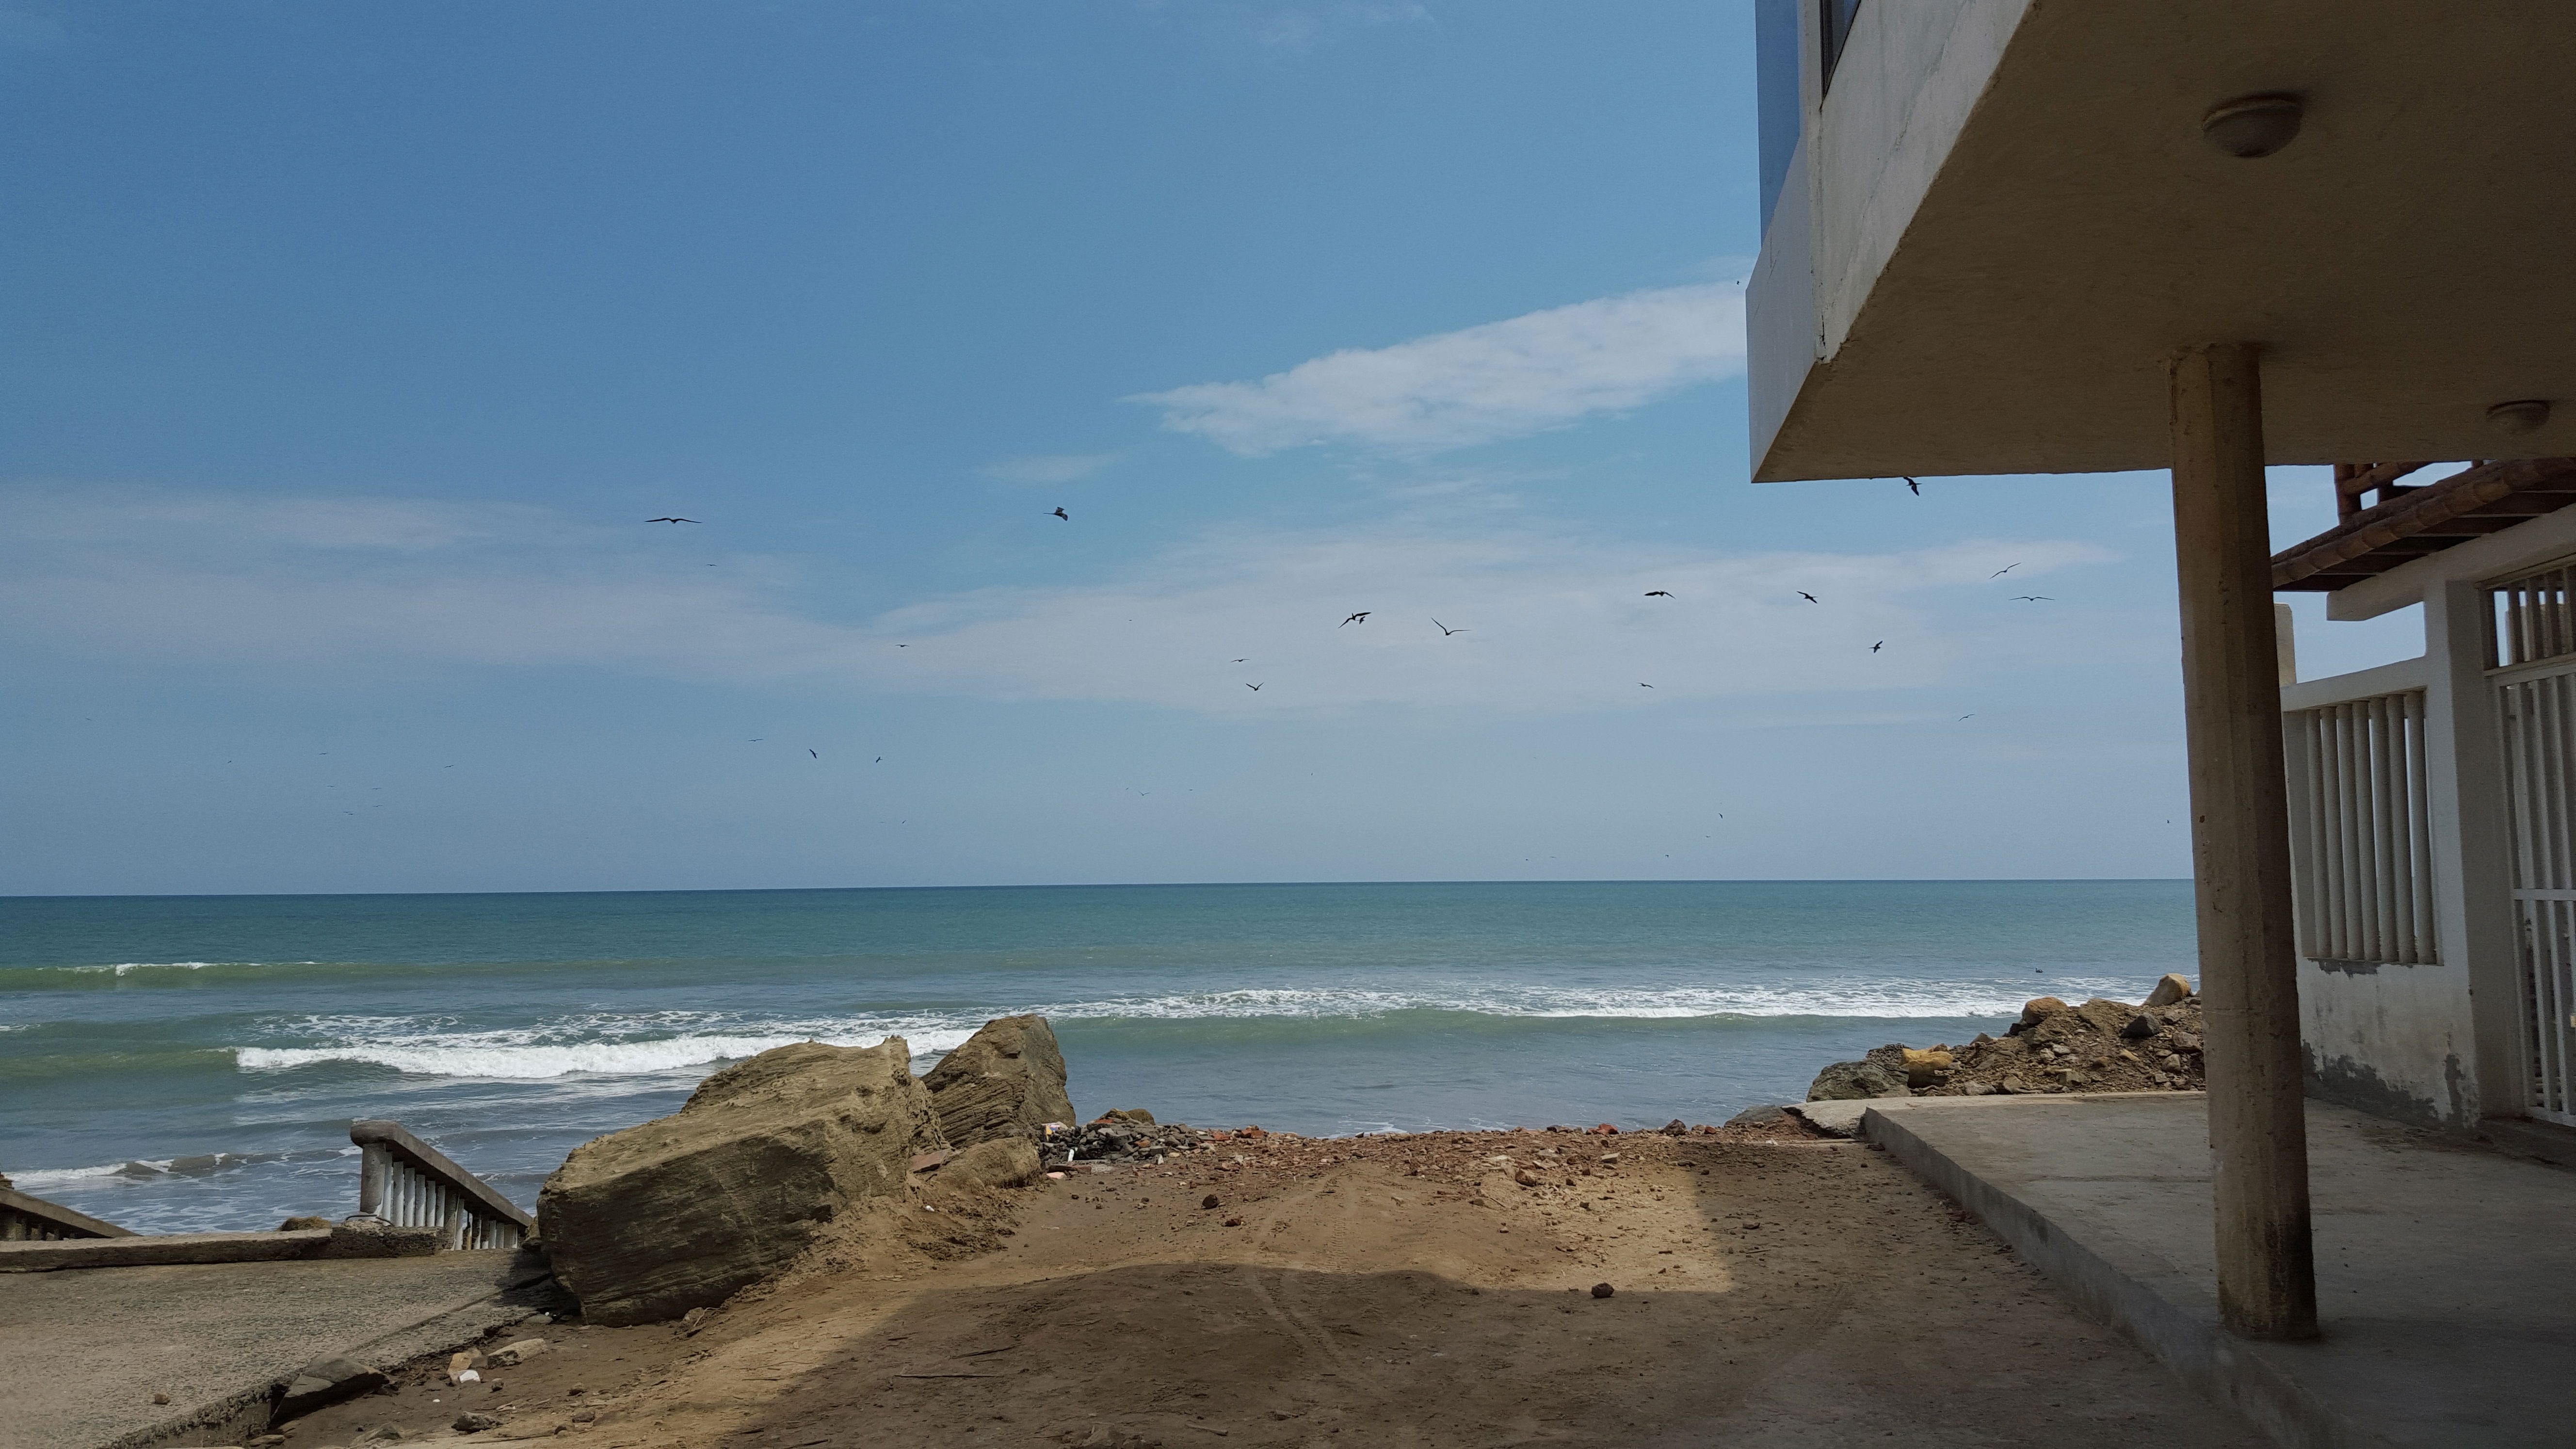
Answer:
[1805, 974, 2207, 1100]
[1043, 1110, 1217, 1168]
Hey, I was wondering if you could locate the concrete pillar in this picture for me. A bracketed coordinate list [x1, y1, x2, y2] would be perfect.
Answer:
[2169, 343, 2318, 1340]
[2423, 580, 2522, 1121]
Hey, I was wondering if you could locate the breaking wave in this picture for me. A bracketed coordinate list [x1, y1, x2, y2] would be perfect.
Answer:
[222, 976, 2137, 1082]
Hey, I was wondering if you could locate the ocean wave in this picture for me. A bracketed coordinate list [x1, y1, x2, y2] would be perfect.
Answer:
[217, 977, 2140, 1082]
[1036, 981, 2114, 1023]
[9, 1159, 146, 1188]
[0, 959, 322, 984]
[236, 1029, 975, 1080]
[10, 1145, 357, 1193]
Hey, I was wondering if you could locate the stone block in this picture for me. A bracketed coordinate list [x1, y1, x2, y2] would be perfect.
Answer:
[276, 1356, 386, 1419]
[937, 1138, 1041, 1189]
[1806, 1060, 1906, 1101]
[921, 1016, 1076, 1148]
[539, 1038, 947, 1325]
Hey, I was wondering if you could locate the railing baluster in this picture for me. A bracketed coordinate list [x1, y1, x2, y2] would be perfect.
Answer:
[2286, 689, 2437, 968]
[347, 1120, 536, 1246]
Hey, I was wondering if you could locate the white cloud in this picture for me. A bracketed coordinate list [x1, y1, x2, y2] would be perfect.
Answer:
[1, 485, 2119, 716]
[979, 452, 1120, 484]
[1129, 283, 1745, 455]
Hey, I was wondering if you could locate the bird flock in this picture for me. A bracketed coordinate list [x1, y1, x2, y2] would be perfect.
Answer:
[282, 495, 2071, 839]
[651, 500, 2061, 709]
[1014, 489, 2061, 705]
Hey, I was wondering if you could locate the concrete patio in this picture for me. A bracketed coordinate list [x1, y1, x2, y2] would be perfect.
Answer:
[1847, 1092, 2574, 1449]
[1, 1250, 564, 1449]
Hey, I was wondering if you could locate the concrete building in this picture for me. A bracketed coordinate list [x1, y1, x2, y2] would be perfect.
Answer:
[2274, 462, 2576, 1133]
[1747, 0, 2576, 1378]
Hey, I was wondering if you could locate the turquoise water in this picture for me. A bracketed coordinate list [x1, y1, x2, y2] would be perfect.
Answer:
[0, 881, 2192, 1234]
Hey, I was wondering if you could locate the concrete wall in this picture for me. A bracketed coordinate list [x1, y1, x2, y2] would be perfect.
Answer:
[2300, 957, 2480, 1127]
[1807, 0, 2024, 364]
[2288, 555, 2552, 1128]
[1745, 0, 2030, 474]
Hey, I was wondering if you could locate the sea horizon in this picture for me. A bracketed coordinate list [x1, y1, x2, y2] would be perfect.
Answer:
[1, 878, 2197, 1235]
[2, 874, 2193, 900]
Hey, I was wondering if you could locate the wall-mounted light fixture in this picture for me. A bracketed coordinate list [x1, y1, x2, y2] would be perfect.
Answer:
[2487, 400, 2552, 435]
[2201, 95, 2304, 158]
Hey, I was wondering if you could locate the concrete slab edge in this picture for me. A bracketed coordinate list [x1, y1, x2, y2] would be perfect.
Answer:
[1860, 1101, 2394, 1449]
[92, 1272, 574, 1449]
[0, 1230, 332, 1273]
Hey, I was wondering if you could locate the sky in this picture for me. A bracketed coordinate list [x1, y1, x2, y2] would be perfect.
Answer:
[0, 0, 2431, 896]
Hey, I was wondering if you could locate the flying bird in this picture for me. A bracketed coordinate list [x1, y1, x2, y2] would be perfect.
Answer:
[1797, 591, 1819, 603]
[1870, 641, 1884, 652]
[1246, 683, 1263, 692]
[808, 749, 819, 758]
[1233, 658, 1248, 662]
[1905, 477, 1920, 495]
[1640, 682, 1655, 688]
[1992, 563, 2021, 578]
[1960, 714, 1975, 721]
[1340, 612, 1370, 627]
[1644, 590, 1673, 598]
[1432, 619, 1467, 636]
[875, 757, 883, 763]
[1051, 508, 1069, 520]
[2012, 595, 2054, 601]
[645, 516, 699, 524]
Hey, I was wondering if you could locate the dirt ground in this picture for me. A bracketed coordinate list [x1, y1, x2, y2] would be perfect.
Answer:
[285, 1128, 2265, 1449]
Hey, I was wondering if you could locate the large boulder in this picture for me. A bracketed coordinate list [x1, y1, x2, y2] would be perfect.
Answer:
[539, 1038, 946, 1325]
[937, 1137, 1042, 1190]
[2010, 996, 2070, 1034]
[2073, 997, 2142, 1038]
[1806, 1059, 1907, 1101]
[920, 1014, 1075, 1147]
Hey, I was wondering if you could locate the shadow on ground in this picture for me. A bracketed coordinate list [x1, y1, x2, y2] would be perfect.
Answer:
[700, 1139, 2272, 1448]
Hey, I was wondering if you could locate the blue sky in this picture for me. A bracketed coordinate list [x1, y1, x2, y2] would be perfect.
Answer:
[0, 1, 2426, 895]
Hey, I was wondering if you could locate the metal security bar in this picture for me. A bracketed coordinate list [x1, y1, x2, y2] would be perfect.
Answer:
[352, 1120, 535, 1250]
[2490, 562, 2576, 1124]
[2285, 691, 2436, 967]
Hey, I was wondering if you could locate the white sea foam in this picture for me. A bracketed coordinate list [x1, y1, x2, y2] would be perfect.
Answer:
[233, 1015, 981, 1081]
[1020, 980, 2134, 1024]
[221, 976, 2140, 1082]
[12, 1159, 163, 1188]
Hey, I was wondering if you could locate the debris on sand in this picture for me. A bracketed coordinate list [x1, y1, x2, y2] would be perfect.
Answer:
[1800, 982, 2206, 1102]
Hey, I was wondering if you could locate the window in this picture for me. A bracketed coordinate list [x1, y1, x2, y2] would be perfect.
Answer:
[1820, 0, 1865, 91]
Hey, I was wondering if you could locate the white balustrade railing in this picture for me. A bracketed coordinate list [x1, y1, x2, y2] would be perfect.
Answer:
[352, 1120, 535, 1251]
[2282, 682, 2437, 969]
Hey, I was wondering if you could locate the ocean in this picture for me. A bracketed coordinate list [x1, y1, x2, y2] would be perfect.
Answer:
[0, 880, 2192, 1235]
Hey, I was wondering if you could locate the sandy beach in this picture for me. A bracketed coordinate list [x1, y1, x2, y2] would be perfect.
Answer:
[283, 1124, 2262, 1448]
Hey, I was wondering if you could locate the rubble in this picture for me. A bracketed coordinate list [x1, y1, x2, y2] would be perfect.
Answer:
[1868, 983, 2207, 1098]
[1041, 1114, 1217, 1168]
